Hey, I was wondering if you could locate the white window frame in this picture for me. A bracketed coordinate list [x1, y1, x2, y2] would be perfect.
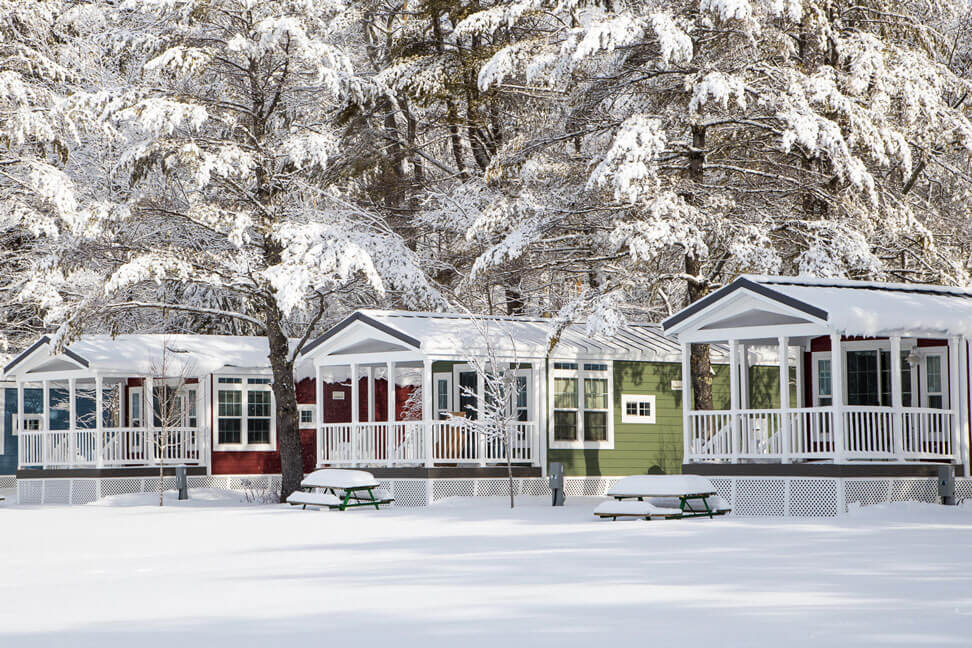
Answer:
[620, 394, 656, 424]
[920, 349, 948, 409]
[129, 386, 144, 428]
[548, 360, 613, 450]
[434, 372, 453, 420]
[298, 404, 316, 427]
[214, 374, 276, 450]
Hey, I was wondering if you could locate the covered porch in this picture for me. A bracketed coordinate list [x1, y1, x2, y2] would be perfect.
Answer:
[663, 277, 971, 473]
[303, 312, 546, 470]
[4, 336, 209, 470]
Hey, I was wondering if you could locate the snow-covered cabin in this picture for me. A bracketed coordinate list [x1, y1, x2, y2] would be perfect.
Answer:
[662, 275, 972, 478]
[2, 335, 321, 484]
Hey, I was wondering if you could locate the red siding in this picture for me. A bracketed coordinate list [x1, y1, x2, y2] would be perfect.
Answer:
[211, 378, 415, 475]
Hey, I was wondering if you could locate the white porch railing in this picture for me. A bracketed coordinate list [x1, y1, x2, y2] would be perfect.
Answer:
[18, 427, 204, 468]
[318, 421, 539, 467]
[688, 406, 954, 463]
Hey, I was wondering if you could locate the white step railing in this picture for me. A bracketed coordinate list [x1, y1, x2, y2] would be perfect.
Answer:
[318, 420, 539, 467]
[18, 427, 204, 468]
[687, 411, 732, 458]
[687, 406, 953, 463]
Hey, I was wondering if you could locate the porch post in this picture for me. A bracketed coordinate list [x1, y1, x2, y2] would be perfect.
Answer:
[41, 379, 49, 467]
[531, 361, 543, 469]
[16, 380, 24, 431]
[145, 376, 155, 465]
[68, 378, 77, 465]
[830, 332, 845, 462]
[477, 362, 486, 466]
[890, 336, 904, 460]
[729, 339, 740, 462]
[739, 343, 750, 410]
[350, 363, 359, 465]
[386, 361, 396, 466]
[423, 358, 434, 468]
[949, 336, 961, 466]
[315, 364, 323, 468]
[95, 375, 104, 468]
[681, 343, 692, 463]
[961, 338, 970, 477]
[778, 337, 791, 463]
[366, 366, 375, 422]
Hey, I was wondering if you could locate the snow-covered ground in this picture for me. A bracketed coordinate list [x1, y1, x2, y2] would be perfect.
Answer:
[2, 492, 971, 647]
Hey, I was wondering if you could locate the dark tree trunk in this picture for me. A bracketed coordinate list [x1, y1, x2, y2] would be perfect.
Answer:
[685, 255, 714, 411]
[685, 124, 713, 410]
[265, 306, 303, 501]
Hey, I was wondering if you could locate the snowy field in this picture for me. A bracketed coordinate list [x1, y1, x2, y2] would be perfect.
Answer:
[2, 492, 972, 647]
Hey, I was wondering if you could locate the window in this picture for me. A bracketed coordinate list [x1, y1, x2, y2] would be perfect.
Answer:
[332, 391, 345, 400]
[298, 405, 316, 427]
[130, 387, 143, 427]
[926, 354, 945, 409]
[216, 375, 274, 448]
[621, 394, 656, 424]
[434, 373, 452, 420]
[550, 361, 612, 448]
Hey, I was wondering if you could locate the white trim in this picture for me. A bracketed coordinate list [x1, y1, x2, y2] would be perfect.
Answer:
[129, 387, 144, 428]
[433, 372, 453, 420]
[213, 375, 275, 451]
[620, 394, 656, 424]
[548, 360, 614, 450]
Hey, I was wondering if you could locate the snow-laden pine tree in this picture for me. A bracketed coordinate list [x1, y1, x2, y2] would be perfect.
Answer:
[19, 0, 442, 499]
[0, 1, 108, 362]
[441, 0, 972, 406]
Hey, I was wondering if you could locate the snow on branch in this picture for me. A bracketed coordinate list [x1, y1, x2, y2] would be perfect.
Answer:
[587, 115, 666, 203]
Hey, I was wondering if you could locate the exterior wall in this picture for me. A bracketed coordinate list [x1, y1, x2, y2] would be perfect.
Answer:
[549, 361, 783, 477]
[211, 376, 316, 475]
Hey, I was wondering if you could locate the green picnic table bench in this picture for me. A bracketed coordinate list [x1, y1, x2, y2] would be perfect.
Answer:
[286, 469, 394, 511]
[594, 475, 731, 520]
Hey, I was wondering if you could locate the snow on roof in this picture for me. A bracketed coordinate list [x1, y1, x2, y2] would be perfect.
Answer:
[747, 275, 972, 337]
[4, 334, 310, 378]
[306, 309, 729, 363]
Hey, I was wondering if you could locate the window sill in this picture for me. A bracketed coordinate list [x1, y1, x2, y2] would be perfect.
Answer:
[213, 444, 276, 452]
[550, 441, 614, 451]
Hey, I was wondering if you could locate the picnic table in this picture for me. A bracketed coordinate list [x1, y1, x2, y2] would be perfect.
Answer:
[286, 469, 394, 511]
[594, 475, 731, 521]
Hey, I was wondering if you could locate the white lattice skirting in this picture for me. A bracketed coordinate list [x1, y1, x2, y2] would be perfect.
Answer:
[15, 475, 967, 516]
[0, 475, 15, 489]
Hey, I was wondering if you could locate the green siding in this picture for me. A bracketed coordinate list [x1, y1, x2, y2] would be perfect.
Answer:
[548, 361, 785, 477]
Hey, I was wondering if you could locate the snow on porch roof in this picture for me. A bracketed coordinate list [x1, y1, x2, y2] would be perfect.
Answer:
[3, 334, 296, 378]
[303, 309, 730, 362]
[662, 275, 972, 338]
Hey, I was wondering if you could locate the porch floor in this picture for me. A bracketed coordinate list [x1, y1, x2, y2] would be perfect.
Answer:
[684, 462, 960, 477]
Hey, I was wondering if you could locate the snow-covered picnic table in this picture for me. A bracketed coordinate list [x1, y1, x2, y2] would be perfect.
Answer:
[286, 469, 394, 511]
[594, 475, 730, 520]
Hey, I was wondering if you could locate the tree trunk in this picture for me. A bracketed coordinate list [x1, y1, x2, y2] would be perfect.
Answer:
[684, 124, 714, 410]
[265, 306, 303, 501]
[506, 424, 514, 509]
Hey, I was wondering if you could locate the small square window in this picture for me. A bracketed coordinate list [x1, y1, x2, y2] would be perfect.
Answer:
[620, 394, 656, 424]
[299, 407, 315, 425]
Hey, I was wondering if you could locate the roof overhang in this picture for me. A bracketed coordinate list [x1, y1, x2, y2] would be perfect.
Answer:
[662, 278, 831, 343]
[301, 313, 422, 362]
[3, 336, 90, 378]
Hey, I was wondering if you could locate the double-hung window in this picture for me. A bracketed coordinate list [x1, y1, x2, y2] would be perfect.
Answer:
[551, 361, 612, 448]
[216, 376, 274, 448]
